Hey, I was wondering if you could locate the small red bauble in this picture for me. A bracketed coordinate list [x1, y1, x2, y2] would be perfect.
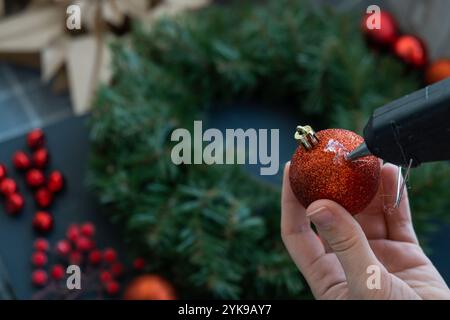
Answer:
[5, 193, 24, 215]
[26, 169, 46, 188]
[89, 250, 103, 265]
[47, 171, 64, 193]
[33, 211, 53, 233]
[69, 251, 83, 265]
[361, 10, 398, 47]
[133, 258, 146, 271]
[35, 188, 53, 208]
[425, 59, 450, 85]
[34, 238, 49, 252]
[31, 251, 48, 267]
[27, 129, 45, 150]
[32, 270, 48, 287]
[123, 275, 176, 300]
[0, 178, 18, 196]
[56, 239, 71, 256]
[66, 224, 80, 242]
[12, 151, 31, 171]
[33, 148, 49, 169]
[0, 164, 7, 181]
[111, 263, 125, 278]
[51, 264, 65, 280]
[80, 222, 95, 238]
[105, 281, 120, 296]
[103, 248, 117, 263]
[100, 271, 113, 283]
[289, 128, 381, 215]
[393, 35, 427, 68]
[76, 236, 93, 252]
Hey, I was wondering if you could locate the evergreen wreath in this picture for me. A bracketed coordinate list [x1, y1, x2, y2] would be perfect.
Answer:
[89, 0, 450, 299]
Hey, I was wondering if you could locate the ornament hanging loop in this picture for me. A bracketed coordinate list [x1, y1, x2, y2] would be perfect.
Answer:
[295, 125, 319, 150]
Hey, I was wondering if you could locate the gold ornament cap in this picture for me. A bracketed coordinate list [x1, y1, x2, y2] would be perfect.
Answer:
[294, 125, 319, 150]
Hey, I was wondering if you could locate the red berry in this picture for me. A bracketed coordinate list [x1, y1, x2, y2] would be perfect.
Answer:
[12, 151, 31, 171]
[5, 193, 24, 215]
[35, 188, 53, 208]
[100, 271, 113, 283]
[32, 270, 48, 287]
[89, 250, 102, 265]
[0, 178, 18, 196]
[27, 129, 45, 150]
[26, 169, 46, 188]
[104, 281, 120, 296]
[133, 258, 146, 271]
[32, 211, 53, 233]
[111, 263, 124, 277]
[31, 251, 48, 267]
[103, 248, 117, 264]
[34, 238, 49, 252]
[80, 222, 95, 237]
[56, 239, 71, 256]
[69, 251, 82, 265]
[76, 236, 93, 252]
[47, 171, 64, 193]
[51, 264, 65, 280]
[33, 148, 49, 169]
[0, 164, 7, 181]
[66, 224, 80, 242]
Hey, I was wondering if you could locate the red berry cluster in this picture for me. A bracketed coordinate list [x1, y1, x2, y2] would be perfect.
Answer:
[0, 164, 25, 215]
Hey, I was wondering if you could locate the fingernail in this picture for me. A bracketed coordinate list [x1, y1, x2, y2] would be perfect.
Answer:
[307, 207, 334, 230]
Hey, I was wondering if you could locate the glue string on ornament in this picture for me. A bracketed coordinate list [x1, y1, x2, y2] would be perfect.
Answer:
[324, 139, 348, 164]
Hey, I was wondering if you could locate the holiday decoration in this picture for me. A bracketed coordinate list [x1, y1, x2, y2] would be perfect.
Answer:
[66, 224, 80, 242]
[5, 193, 25, 215]
[56, 240, 71, 256]
[32, 270, 48, 287]
[0, 178, 18, 196]
[133, 258, 146, 271]
[89, 250, 102, 265]
[123, 275, 176, 300]
[12, 151, 31, 171]
[105, 281, 120, 296]
[0, 164, 7, 181]
[425, 59, 450, 84]
[361, 10, 398, 47]
[26, 169, 46, 189]
[34, 239, 50, 252]
[31, 252, 48, 268]
[27, 129, 45, 150]
[32, 211, 53, 233]
[47, 171, 64, 193]
[35, 188, 53, 208]
[80, 222, 95, 237]
[75, 236, 93, 252]
[32, 149, 49, 169]
[50, 265, 65, 281]
[393, 35, 428, 68]
[103, 248, 117, 263]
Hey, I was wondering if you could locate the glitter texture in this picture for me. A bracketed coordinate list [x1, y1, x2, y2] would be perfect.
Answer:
[289, 128, 381, 215]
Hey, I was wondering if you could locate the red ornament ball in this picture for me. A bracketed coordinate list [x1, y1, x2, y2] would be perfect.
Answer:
[32, 270, 48, 287]
[33, 148, 49, 169]
[89, 250, 103, 265]
[76, 236, 93, 252]
[361, 10, 398, 47]
[66, 224, 80, 242]
[35, 188, 53, 208]
[103, 248, 117, 264]
[80, 222, 95, 237]
[26, 169, 46, 188]
[105, 281, 120, 296]
[0, 164, 7, 181]
[425, 59, 450, 85]
[393, 35, 427, 68]
[47, 171, 64, 193]
[27, 129, 45, 150]
[12, 151, 31, 171]
[0, 178, 18, 196]
[56, 239, 71, 256]
[51, 264, 65, 280]
[33, 211, 53, 233]
[111, 263, 125, 278]
[5, 193, 24, 215]
[133, 258, 146, 271]
[31, 251, 48, 267]
[289, 129, 381, 215]
[123, 275, 176, 300]
[69, 251, 83, 265]
[34, 238, 49, 252]
[100, 271, 113, 283]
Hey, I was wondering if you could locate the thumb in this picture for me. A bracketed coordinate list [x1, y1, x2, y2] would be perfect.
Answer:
[306, 200, 386, 296]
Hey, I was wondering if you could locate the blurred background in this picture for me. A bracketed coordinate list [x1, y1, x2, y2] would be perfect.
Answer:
[0, 0, 450, 300]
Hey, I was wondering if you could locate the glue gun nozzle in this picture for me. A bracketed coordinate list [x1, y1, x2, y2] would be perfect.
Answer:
[346, 142, 371, 161]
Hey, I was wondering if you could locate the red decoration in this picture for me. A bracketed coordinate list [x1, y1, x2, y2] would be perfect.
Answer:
[123, 275, 176, 300]
[27, 129, 45, 150]
[26, 169, 46, 188]
[5, 193, 25, 215]
[425, 59, 450, 84]
[51, 265, 65, 280]
[0, 178, 18, 196]
[12, 151, 31, 171]
[33, 211, 53, 233]
[393, 35, 427, 68]
[31, 252, 48, 267]
[33, 148, 49, 169]
[103, 248, 117, 263]
[361, 10, 398, 47]
[56, 240, 71, 256]
[80, 222, 95, 238]
[66, 224, 80, 242]
[76, 236, 93, 252]
[111, 263, 125, 278]
[100, 271, 113, 283]
[35, 188, 53, 208]
[0, 164, 7, 181]
[32, 270, 48, 287]
[34, 238, 49, 252]
[133, 258, 146, 271]
[289, 128, 381, 215]
[105, 281, 120, 296]
[47, 171, 64, 193]
[89, 250, 103, 265]
[69, 251, 83, 265]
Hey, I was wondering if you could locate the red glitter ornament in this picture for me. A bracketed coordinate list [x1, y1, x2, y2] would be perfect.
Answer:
[51, 264, 65, 280]
[133, 258, 146, 271]
[89, 250, 103, 265]
[33, 148, 49, 169]
[393, 35, 427, 68]
[56, 239, 71, 256]
[80, 222, 95, 238]
[27, 129, 45, 150]
[12, 151, 31, 171]
[47, 171, 64, 193]
[5, 193, 24, 215]
[26, 169, 46, 188]
[34, 238, 49, 252]
[0, 164, 7, 181]
[0, 178, 18, 196]
[32, 270, 48, 287]
[33, 211, 53, 233]
[425, 59, 450, 85]
[361, 10, 398, 47]
[105, 281, 120, 296]
[103, 248, 117, 264]
[31, 251, 48, 267]
[35, 188, 53, 208]
[289, 128, 381, 215]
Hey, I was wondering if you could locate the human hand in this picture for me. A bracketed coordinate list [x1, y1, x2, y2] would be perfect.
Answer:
[281, 162, 450, 300]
